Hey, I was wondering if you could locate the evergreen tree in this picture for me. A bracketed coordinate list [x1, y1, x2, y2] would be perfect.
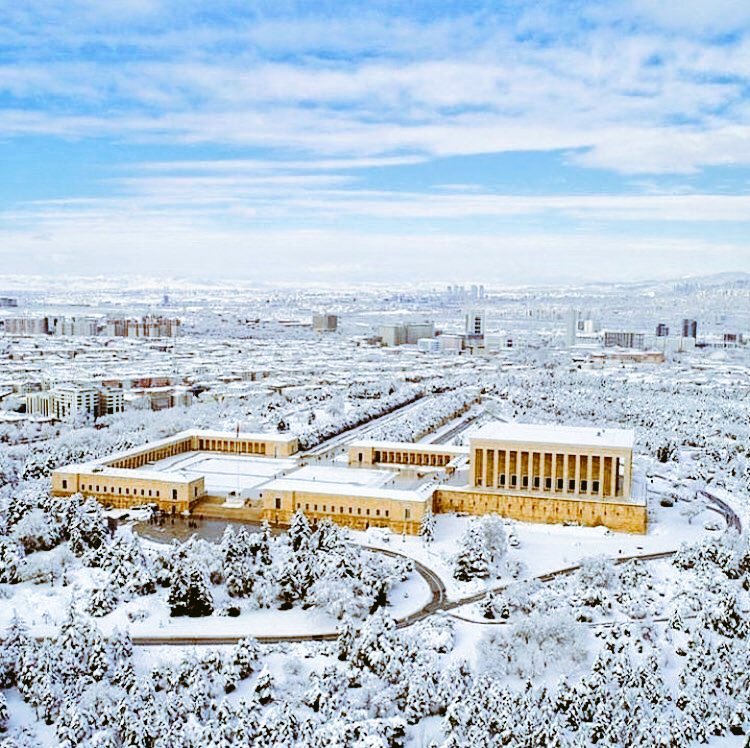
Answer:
[86, 582, 119, 618]
[453, 523, 490, 581]
[250, 523, 273, 567]
[668, 605, 684, 631]
[225, 559, 254, 598]
[0, 611, 31, 687]
[336, 616, 356, 662]
[419, 509, 436, 546]
[37, 674, 61, 725]
[481, 590, 498, 619]
[232, 637, 259, 680]
[222, 660, 240, 694]
[107, 627, 133, 666]
[168, 561, 214, 617]
[0, 539, 24, 584]
[88, 635, 109, 682]
[278, 560, 309, 608]
[288, 509, 312, 552]
[56, 701, 87, 748]
[480, 514, 507, 575]
[0, 692, 7, 734]
[259, 702, 298, 745]
[254, 667, 274, 705]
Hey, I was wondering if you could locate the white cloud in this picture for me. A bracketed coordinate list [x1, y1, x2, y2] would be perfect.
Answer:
[1, 7, 749, 173]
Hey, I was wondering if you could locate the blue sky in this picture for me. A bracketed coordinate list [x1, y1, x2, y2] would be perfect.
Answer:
[1, 0, 749, 284]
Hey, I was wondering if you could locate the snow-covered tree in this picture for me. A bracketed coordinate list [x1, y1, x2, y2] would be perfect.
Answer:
[168, 560, 214, 617]
[479, 514, 507, 575]
[254, 667, 274, 705]
[419, 509, 436, 546]
[453, 522, 489, 581]
[0, 539, 24, 584]
[288, 509, 312, 552]
[0, 692, 8, 734]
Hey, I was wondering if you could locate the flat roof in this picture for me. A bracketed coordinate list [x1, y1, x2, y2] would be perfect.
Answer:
[56, 464, 199, 484]
[471, 422, 634, 450]
[348, 440, 469, 454]
[260, 478, 431, 503]
[194, 429, 298, 443]
[97, 428, 298, 465]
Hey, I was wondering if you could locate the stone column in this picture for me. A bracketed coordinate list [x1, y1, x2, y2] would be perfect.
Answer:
[504, 449, 511, 490]
[598, 454, 605, 498]
[551, 452, 557, 492]
[610, 456, 617, 497]
[563, 453, 569, 495]
[574, 454, 581, 496]
[527, 451, 534, 491]
[622, 453, 632, 499]
[515, 450, 522, 491]
[539, 451, 545, 491]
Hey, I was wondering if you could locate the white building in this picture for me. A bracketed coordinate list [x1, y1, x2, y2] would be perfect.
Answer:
[566, 309, 578, 347]
[439, 334, 465, 352]
[3, 317, 49, 335]
[312, 313, 338, 332]
[380, 322, 435, 347]
[465, 309, 486, 339]
[405, 322, 435, 344]
[26, 383, 125, 422]
[53, 384, 99, 422]
[25, 392, 55, 418]
[417, 338, 440, 352]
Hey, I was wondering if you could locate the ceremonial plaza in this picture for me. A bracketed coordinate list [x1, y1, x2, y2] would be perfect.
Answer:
[52, 422, 647, 534]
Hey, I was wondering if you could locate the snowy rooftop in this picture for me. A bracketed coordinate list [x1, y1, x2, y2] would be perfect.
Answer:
[348, 440, 469, 454]
[191, 429, 298, 443]
[260, 478, 430, 503]
[56, 464, 199, 484]
[471, 422, 634, 450]
[96, 428, 299, 466]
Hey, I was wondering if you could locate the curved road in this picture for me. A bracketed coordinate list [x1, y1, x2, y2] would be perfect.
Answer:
[131, 488, 741, 646]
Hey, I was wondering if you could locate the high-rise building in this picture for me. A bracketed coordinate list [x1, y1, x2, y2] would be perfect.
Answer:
[465, 309, 486, 339]
[565, 309, 578, 347]
[681, 319, 698, 338]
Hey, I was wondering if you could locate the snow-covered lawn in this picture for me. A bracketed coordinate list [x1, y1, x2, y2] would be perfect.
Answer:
[355, 489, 725, 602]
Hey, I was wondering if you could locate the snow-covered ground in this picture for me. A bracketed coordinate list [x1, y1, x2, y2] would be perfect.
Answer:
[356, 487, 727, 602]
[0, 553, 430, 641]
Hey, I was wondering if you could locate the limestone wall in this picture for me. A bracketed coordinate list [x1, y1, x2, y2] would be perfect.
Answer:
[434, 487, 647, 534]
